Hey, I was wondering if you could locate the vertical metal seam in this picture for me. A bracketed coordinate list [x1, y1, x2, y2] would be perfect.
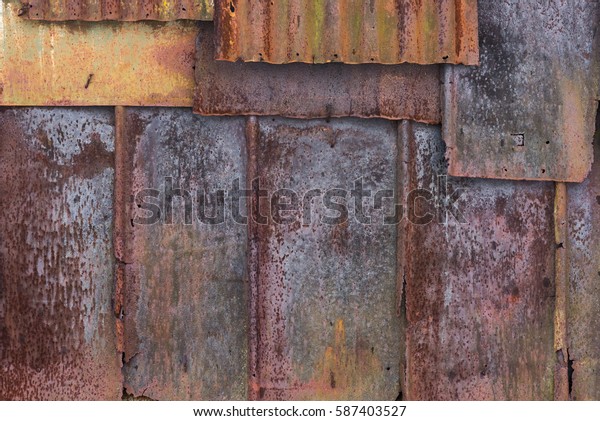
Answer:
[554, 181, 569, 400]
[397, 120, 412, 400]
[245, 116, 261, 400]
[114, 105, 128, 376]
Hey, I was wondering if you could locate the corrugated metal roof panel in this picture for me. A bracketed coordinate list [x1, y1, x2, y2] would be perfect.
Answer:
[0, 108, 121, 400]
[21, 0, 213, 21]
[1, 1, 197, 106]
[117, 108, 248, 400]
[215, 0, 479, 64]
[247, 117, 401, 400]
[195, 24, 441, 122]
[402, 122, 555, 400]
[443, 0, 600, 182]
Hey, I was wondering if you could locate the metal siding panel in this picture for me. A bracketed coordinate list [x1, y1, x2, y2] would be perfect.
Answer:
[215, 0, 478, 64]
[1, 1, 196, 106]
[118, 108, 248, 400]
[443, 0, 600, 182]
[249, 117, 401, 400]
[195, 24, 441, 122]
[22, 0, 214, 20]
[568, 111, 600, 400]
[0, 107, 121, 400]
[403, 122, 555, 400]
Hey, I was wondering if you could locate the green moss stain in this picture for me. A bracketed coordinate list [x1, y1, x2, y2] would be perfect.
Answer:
[306, 0, 326, 61]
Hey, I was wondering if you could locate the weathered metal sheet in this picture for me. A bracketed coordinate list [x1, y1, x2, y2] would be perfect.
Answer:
[248, 117, 401, 400]
[403, 122, 556, 400]
[443, 0, 600, 182]
[117, 108, 248, 400]
[0, 108, 121, 400]
[568, 111, 600, 400]
[0, 1, 196, 106]
[195, 24, 441, 122]
[21, 0, 213, 21]
[215, 0, 478, 65]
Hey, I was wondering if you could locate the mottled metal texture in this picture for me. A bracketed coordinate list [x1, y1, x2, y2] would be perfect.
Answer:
[403, 122, 556, 400]
[195, 24, 441, 122]
[215, 0, 479, 65]
[22, 0, 213, 20]
[248, 117, 401, 400]
[1, 1, 197, 106]
[0, 108, 121, 400]
[568, 110, 600, 400]
[117, 108, 248, 400]
[443, 0, 600, 182]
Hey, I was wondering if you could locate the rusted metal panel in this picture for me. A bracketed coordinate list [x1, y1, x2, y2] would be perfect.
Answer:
[403, 122, 556, 400]
[248, 117, 401, 400]
[195, 24, 441, 122]
[117, 108, 248, 400]
[0, 107, 121, 400]
[568, 111, 600, 400]
[21, 0, 213, 20]
[443, 0, 600, 182]
[0, 1, 197, 106]
[215, 0, 478, 65]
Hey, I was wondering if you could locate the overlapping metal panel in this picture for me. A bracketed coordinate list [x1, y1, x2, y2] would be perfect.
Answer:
[402, 122, 556, 399]
[568, 113, 600, 400]
[215, 0, 479, 65]
[116, 108, 248, 400]
[443, 0, 600, 182]
[1, 1, 197, 106]
[0, 108, 121, 400]
[195, 24, 441, 122]
[247, 117, 401, 400]
[21, 0, 213, 20]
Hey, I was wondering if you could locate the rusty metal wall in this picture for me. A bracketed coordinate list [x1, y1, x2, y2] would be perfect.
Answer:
[1, 0, 600, 403]
[22, 0, 213, 20]
[568, 110, 600, 400]
[443, 0, 600, 182]
[195, 24, 441, 122]
[0, 107, 121, 400]
[215, 0, 479, 65]
[247, 117, 401, 400]
[0, 1, 197, 106]
[116, 108, 248, 400]
[402, 122, 556, 400]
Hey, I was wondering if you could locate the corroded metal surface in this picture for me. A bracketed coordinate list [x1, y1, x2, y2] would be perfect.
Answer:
[568, 112, 600, 400]
[22, 0, 213, 20]
[215, 0, 478, 64]
[0, 108, 121, 400]
[443, 0, 600, 182]
[249, 117, 401, 400]
[195, 24, 441, 122]
[117, 108, 248, 400]
[403, 122, 555, 400]
[1, 1, 197, 106]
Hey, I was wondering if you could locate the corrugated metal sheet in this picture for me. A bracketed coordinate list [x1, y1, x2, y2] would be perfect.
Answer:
[116, 108, 248, 400]
[21, 0, 213, 20]
[443, 0, 600, 182]
[403, 122, 556, 400]
[568, 112, 600, 400]
[0, 1, 197, 106]
[0, 108, 121, 400]
[195, 24, 441, 122]
[215, 0, 479, 64]
[247, 117, 401, 400]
